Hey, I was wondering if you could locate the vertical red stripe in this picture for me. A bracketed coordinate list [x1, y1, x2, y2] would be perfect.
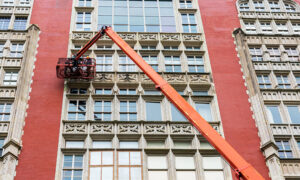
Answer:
[15, 0, 73, 179]
[197, 0, 270, 179]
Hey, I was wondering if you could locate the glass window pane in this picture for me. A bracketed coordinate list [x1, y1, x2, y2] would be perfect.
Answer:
[266, 106, 282, 123]
[103, 151, 113, 165]
[176, 171, 196, 180]
[102, 167, 113, 180]
[90, 152, 101, 165]
[66, 141, 84, 148]
[287, 106, 300, 124]
[92, 141, 112, 148]
[171, 103, 186, 121]
[120, 141, 139, 148]
[118, 152, 129, 165]
[204, 171, 224, 180]
[119, 167, 130, 180]
[130, 152, 141, 165]
[146, 102, 162, 121]
[148, 156, 167, 169]
[175, 157, 195, 169]
[203, 157, 223, 169]
[148, 171, 168, 180]
[195, 103, 213, 122]
[131, 167, 141, 180]
[89, 167, 101, 180]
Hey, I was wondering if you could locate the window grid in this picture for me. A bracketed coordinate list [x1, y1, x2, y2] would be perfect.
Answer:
[10, 43, 24, 57]
[285, 3, 296, 12]
[203, 157, 224, 180]
[185, 46, 200, 50]
[276, 75, 290, 89]
[179, 0, 192, 9]
[89, 151, 114, 180]
[269, 1, 280, 12]
[253, 1, 265, 11]
[181, 13, 197, 33]
[95, 88, 112, 95]
[117, 151, 142, 180]
[249, 46, 263, 61]
[63, 155, 83, 180]
[257, 75, 271, 89]
[0, 138, 4, 156]
[286, 105, 300, 124]
[143, 55, 158, 72]
[165, 56, 181, 72]
[13, 17, 27, 30]
[78, 0, 91, 7]
[276, 140, 293, 158]
[276, 22, 288, 34]
[267, 47, 281, 61]
[68, 100, 86, 120]
[285, 47, 299, 61]
[0, 103, 11, 121]
[147, 156, 168, 180]
[3, 71, 18, 86]
[175, 156, 196, 180]
[244, 21, 256, 33]
[187, 56, 204, 73]
[120, 101, 137, 121]
[266, 105, 283, 124]
[119, 55, 137, 72]
[119, 89, 136, 95]
[76, 12, 91, 31]
[260, 22, 272, 33]
[3, 0, 13, 6]
[96, 55, 113, 72]
[292, 23, 300, 34]
[94, 101, 112, 121]
[239, 2, 249, 11]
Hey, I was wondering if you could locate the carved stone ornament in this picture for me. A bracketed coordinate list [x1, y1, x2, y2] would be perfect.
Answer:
[91, 123, 113, 133]
[144, 124, 166, 134]
[118, 33, 135, 40]
[160, 34, 180, 41]
[171, 124, 193, 134]
[141, 74, 151, 82]
[0, 122, 9, 132]
[118, 124, 139, 134]
[73, 32, 93, 40]
[165, 74, 185, 83]
[138, 34, 157, 41]
[64, 123, 87, 133]
[118, 74, 138, 82]
[0, 89, 15, 98]
[95, 73, 113, 82]
[189, 74, 209, 83]
[183, 34, 201, 41]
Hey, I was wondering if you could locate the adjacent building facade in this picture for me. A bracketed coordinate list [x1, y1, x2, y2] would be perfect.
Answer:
[0, 0, 299, 180]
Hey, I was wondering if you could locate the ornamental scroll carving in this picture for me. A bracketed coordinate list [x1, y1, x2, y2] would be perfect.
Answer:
[73, 32, 93, 40]
[189, 74, 209, 83]
[183, 34, 201, 41]
[160, 34, 180, 41]
[118, 74, 138, 82]
[118, 33, 135, 40]
[165, 74, 186, 83]
[138, 34, 157, 41]
[118, 124, 139, 134]
[95, 73, 113, 82]
[171, 124, 193, 134]
[91, 124, 113, 133]
[144, 124, 166, 134]
[64, 123, 87, 133]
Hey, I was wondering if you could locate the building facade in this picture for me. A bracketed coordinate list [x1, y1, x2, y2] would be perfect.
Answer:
[0, 0, 299, 180]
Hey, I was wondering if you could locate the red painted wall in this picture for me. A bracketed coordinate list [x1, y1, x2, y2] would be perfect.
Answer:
[197, 0, 270, 179]
[15, 0, 73, 179]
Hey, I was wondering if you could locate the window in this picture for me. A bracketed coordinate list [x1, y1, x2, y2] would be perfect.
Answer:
[171, 103, 186, 121]
[95, 88, 112, 95]
[203, 157, 224, 180]
[120, 101, 137, 121]
[3, 0, 13, 5]
[292, 22, 300, 34]
[174, 141, 191, 148]
[164, 56, 181, 72]
[96, 55, 113, 72]
[92, 141, 112, 148]
[120, 141, 139, 148]
[285, 47, 299, 61]
[285, 3, 296, 12]
[66, 141, 84, 148]
[175, 156, 196, 180]
[119, 89, 136, 95]
[276, 22, 288, 34]
[195, 103, 213, 122]
[253, 1, 265, 11]
[78, 0, 91, 7]
[267, 47, 280, 61]
[0, 17, 10, 30]
[147, 140, 165, 148]
[269, 1, 280, 12]
[97, 44, 112, 49]
[164, 46, 178, 50]
[144, 89, 161, 95]
[10, 43, 24, 57]
[98, 0, 176, 32]
[249, 46, 263, 61]
[276, 140, 293, 158]
[0, 138, 4, 156]
[117, 151, 142, 180]
[260, 21, 272, 33]
[187, 56, 204, 73]
[146, 102, 162, 121]
[143, 55, 158, 72]
[141, 45, 156, 50]
[3, 71, 18, 86]
[0, 103, 11, 121]
[239, 2, 249, 11]
[94, 101, 112, 121]
[76, 12, 91, 31]
[266, 105, 282, 123]
[286, 106, 300, 124]
[89, 151, 114, 180]
[185, 46, 200, 50]
[70, 88, 87, 94]
[193, 90, 208, 96]
[257, 75, 271, 89]
[68, 100, 86, 120]
[20, 0, 30, 5]
[63, 155, 83, 180]
[276, 75, 290, 89]
[14, 17, 27, 30]
[179, 0, 192, 8]
[244, 21, 256, 33]
[119, 55, 137, 72]
[148, 156, 168, 180]
[0, 43, 4, 57]
[181, 14, 197, 33]
[295, 76, 300, 87]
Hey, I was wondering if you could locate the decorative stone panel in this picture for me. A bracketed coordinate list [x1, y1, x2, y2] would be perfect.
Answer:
[281, 92, 299, 101]
[3, 58, 22, 67]
[118, 123, 140, 134]
[182, 34, 201, 41]
[188, 74, 210, 83]
[118, 33, 136, 41]
[0, 122, 9, 133]
[164, 74, 186, 83]
[270, 124, 291, 136]
[11, 32, 27, 40]
[272, 63, 289, 71]
[117, 73, 138, 82]
[272, 12, 288, 19]
[262, 37, 279, 44]
[239, 11, 257, 18]
[0, 88, 15, 98]
[245, 36, 261, 44]
[261, 91, 280, 101]
[160, 33, 180, 41]
[0, 6, 13, 14]
[138, 33, 158, 41]
[253, 62, 269, 70]
[256, 12, 272, 19]
[14, 7, 31, 14]
[64, 123, 87, 133]
[170, 124, 193, 134]
[94, 73, 114, 82]
[280, 37, 298, 45]
[72, 32, 93, 40]
[291, 125, 300, 136]
[290, 63, 300, 71]
[90, 123, 113, 134]
[144, 124, 166, 134]
[281, 162, 300, 176]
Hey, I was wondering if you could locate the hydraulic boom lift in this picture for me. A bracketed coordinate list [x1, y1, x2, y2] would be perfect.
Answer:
[56, 26, 266, 180]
